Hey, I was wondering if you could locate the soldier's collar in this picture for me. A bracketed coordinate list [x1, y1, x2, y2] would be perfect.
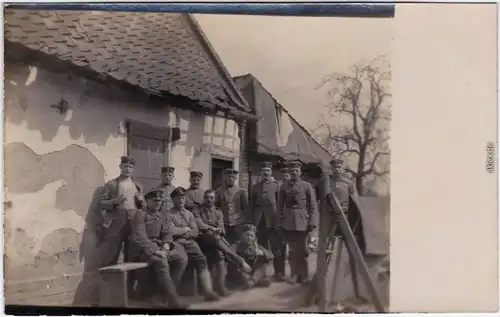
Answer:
[145, 208, 160, 216]
[204, 205, 216, 211]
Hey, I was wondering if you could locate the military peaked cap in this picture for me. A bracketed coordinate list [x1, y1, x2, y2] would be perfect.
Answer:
[260, 161, 273, 169]
[121, 156, 135, 166]
[330, 159, 344, 167]
[145, 189, 164, 201]
[224, 168, 238, 175]
[243, 224, 257, 233]
[170, 187, 186, 198]
[288, 160, 302, 169]
[161, 166, 175, 173]
[190, 171, 203, 178]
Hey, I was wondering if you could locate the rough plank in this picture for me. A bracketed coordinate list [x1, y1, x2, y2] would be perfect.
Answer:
[98, 262, 148, 273]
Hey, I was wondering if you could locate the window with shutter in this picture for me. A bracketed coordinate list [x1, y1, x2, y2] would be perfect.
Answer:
[126, 120, 172, 192]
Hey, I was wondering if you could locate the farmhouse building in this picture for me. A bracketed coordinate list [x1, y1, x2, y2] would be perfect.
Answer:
[4, 9, 255, 303]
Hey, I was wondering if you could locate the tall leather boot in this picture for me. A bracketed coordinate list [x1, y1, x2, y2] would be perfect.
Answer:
[198, 268, 220, 301]
[253, 266, 271, 288]
[215, 237, 252, 273]
[272, 247, 285, 281]
[214, 261, 231, 297]
[151, 261, 189, 309]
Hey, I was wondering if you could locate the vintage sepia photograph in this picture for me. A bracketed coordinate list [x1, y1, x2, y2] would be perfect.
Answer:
[3, 5, 392, 313]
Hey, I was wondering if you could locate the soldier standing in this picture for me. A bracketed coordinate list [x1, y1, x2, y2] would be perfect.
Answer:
[96, 156, 145, 267]
[185, 171, 205, 212]
[329, 159, 359, 210]
[127, 189, 188, 309]
[280, 166, 291, 183]
[277, 160, 318, 284]
[166, 187, 220, 301]
[251, 161, 285, 281]
[156, 166, 176, 212]
[73, 156, 145, 306]
[215, 169, 249, 244]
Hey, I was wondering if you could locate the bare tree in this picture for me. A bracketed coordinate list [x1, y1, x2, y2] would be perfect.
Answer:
[313, 55, 391, 195]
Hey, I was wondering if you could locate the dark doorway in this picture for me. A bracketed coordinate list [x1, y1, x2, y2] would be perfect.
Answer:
[211, 158, 233, 190]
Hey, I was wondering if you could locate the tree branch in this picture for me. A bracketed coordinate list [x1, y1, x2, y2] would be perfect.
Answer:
[360, 151, 390, 177]
[338, 148, 360, 157]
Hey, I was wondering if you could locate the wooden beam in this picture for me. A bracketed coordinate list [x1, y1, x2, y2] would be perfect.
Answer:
[325, 193, 385, 313]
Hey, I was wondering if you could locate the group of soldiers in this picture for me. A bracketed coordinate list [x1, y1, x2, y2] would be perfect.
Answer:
[91, 154, 357, 309]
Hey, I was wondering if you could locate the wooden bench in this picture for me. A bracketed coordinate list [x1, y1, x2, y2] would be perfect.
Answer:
[98, 261, 201, 307]
[98, 262, 149, 307]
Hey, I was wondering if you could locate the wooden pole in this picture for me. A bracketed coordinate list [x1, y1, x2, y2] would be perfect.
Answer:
[325, 193, 385, 313]
[329, 238, 343, 305]
[319, 236, 342, 312]
[316, 225, 335, 312]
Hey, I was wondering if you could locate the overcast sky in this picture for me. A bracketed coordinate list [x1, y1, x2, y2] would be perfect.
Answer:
[195, 14, 394, 130]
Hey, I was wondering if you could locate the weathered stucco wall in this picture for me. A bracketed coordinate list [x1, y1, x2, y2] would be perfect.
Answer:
[4, 61, 241, 282]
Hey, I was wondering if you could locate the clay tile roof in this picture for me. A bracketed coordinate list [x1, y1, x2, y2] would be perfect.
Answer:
[4, 9, 251, 115]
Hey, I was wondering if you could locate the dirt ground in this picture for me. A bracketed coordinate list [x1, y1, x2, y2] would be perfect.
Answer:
[191, 253, 389, 313]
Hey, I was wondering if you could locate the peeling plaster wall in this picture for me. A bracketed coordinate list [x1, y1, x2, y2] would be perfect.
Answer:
[4, 61, 241, 282]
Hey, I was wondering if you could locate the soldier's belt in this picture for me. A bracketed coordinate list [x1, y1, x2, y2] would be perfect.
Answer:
[255, 203, 274, 207]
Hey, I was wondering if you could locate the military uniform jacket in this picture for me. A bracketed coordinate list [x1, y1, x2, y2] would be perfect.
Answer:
[156, 183, 175, 213]
[277, 180, 318, 231]
[185, 187, 205, 212]
[330, 177, 358, 210]
[215, 186, 249, 227]
[236, 240, 273, 268]
[165, 208, 199, 241]
[99, 177, 144, 211]
[192, 205, 225, 235]
[128, 208, 173, 259]
[251, 179, 280, 228]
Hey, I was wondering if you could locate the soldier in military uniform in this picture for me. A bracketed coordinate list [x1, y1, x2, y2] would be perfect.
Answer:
[73, 156, 145, 306]
[193, 189, 252, 296]
[185, 171, 205, 212]
[277, 160, 318, 284]
[280, 166, 291, 183]
[96, 156, 146, 267]
[127, 189, 188, 309]
[166, 187, 220, 301]
[156, 166, 176, 213]
[251, 161, 286, 281]
[234, 224, 274, 289]
[215, 169, 249, 244]
[329, 159, 359, 210]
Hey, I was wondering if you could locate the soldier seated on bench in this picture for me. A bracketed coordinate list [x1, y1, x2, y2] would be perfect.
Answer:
[193, 189, 252, 297]
[234, 224, 274, 289]
[128, 189, 188, 309]
[166, 187, 220, 301]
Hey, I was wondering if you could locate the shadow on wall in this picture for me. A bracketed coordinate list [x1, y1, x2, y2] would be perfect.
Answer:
[72, 185, 108, 307]
[4, 61, 125, 145]
[4, 142, 106, 279]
